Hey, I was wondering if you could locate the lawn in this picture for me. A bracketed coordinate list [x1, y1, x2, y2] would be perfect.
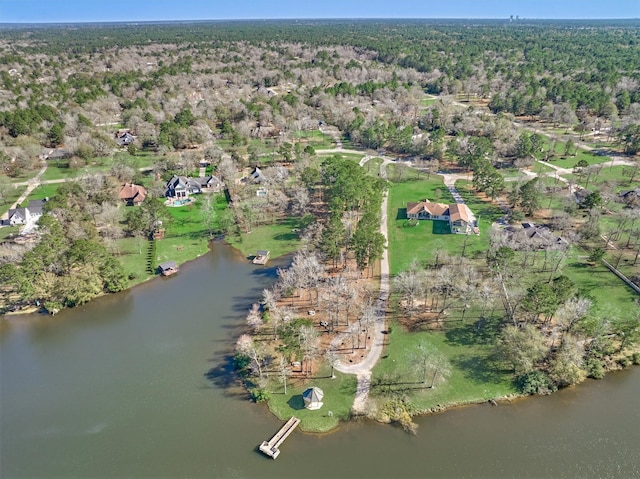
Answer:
[19, 183, 61, 206]
[566, 165, 638, 189]
[562, 248, 638, 317]
[362, 157, 383, 176]
[0, 225, 21, 241]
[226, 216, 304, 260]
[265, 366, 357, 432]
[370, 319, 516, 413]
[293, 130, 335, 149]
[115, 195, 223, 285]
[0, 186, 23, 217]
[41, 152, 160, 181]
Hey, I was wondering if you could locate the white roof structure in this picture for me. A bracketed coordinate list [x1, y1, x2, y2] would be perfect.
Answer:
[302, 387, 324, 410]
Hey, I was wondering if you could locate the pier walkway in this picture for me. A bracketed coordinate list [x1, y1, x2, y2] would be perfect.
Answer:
[258, 416, 300, 459]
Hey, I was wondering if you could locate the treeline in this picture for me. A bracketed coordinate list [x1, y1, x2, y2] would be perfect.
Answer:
[319, 156, 386, 272]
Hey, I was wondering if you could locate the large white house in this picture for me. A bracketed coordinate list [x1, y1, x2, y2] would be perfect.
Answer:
[4, 199, 48, 226]
[406, 199, 478, 234]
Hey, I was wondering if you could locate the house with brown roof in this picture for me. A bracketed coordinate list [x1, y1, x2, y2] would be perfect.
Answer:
[118, 183, 147, 206]
[406, 199, 477, 234]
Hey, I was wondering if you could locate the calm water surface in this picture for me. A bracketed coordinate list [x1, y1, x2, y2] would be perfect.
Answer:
[1, 243, 639, 478]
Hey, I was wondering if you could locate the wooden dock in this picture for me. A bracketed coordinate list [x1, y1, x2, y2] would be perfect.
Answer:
[252, 250, 270, 265]
[259, 416, 300, 459]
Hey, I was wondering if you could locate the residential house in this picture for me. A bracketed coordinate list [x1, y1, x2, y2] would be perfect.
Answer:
[115, 130, 136, 147]
[619, 188, 640, 207]
[503, 222, 567, 250]
[46, 148, 71, 162]
[118, 183, 147, 206]
[194, 175, 223, 192]
[164, 175, 202, 198]
[4, 198, 48, 226]
[406, 199, 477, 234]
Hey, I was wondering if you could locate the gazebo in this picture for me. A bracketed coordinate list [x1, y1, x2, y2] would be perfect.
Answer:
[302, 387, 324, 410]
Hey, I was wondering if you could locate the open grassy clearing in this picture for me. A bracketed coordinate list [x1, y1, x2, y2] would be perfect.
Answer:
[7, 168, 41, 184]
[41, 152, 159, 181]
[0, 225, 21, 241]
[293, 130, 335, 149]
[562, 248, 638, 317]
[370, 320, 516, 413]
[265, 366, 357, 432]
[567, 165, 639, 190]
[19, 183, 61, 206]
[0, 186, 23, 217]
[316, 152, 364, 163]
[362, 157, 383, 176]
[226, 216, 303, 259]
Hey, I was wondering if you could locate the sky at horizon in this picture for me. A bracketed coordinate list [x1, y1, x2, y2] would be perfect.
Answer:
[1, 0, 639, 23]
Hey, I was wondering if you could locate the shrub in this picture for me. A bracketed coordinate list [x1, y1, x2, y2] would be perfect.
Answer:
[516, 370, 556, 395]
[251, 388, 270, 403]
[586, 357, 606, 379]
[618, 356, 633, 368]
[632, 352, 640, 366]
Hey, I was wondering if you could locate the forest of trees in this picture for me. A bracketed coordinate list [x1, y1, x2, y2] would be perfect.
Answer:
[0, 21, 638, 408]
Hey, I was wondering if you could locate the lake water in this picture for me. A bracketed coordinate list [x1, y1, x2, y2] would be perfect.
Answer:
[1, 242, 639, 478]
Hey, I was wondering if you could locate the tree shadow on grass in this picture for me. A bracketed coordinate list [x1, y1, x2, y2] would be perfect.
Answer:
[432, 220, 451, 235]
[274, 232, 298, 242]
[287, 395, 306, 410]
[445, 316, 503, 346]
[451, 354, 507, 385]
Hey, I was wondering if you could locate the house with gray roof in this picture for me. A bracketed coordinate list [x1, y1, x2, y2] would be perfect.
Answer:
[164, 175, 201, 198]
[4, 199, 48, 226]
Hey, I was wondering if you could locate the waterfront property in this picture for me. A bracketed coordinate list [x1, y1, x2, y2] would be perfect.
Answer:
[406, 199, 478, 234]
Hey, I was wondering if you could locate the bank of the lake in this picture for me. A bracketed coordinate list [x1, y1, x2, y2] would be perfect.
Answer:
[1, 244, 639, 479]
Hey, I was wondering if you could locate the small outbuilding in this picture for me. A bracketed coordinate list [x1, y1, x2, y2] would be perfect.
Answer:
[158, 260, 179, 276]
[302, 387, 324, 410]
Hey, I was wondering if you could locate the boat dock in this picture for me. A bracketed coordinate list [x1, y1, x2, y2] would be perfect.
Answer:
[258, 416, 300, 459]
[252, 250, 270, 265]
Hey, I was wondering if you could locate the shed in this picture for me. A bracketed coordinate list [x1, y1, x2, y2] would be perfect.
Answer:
[158, 260, 179, 276]
[302, 387, 324, 410]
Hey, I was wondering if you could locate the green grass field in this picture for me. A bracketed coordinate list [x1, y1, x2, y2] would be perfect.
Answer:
[562, 248, 638, 317]
[0, 225, 21, 241]
[41, 152, 159, 181]
[19, 184, 61, 206]
[265, 366, 357, 432]
[226, 217, 304, 260]
[0, 186, 23, 217]
[362, 157, 383, 176]
[370, 321, 516, 413]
